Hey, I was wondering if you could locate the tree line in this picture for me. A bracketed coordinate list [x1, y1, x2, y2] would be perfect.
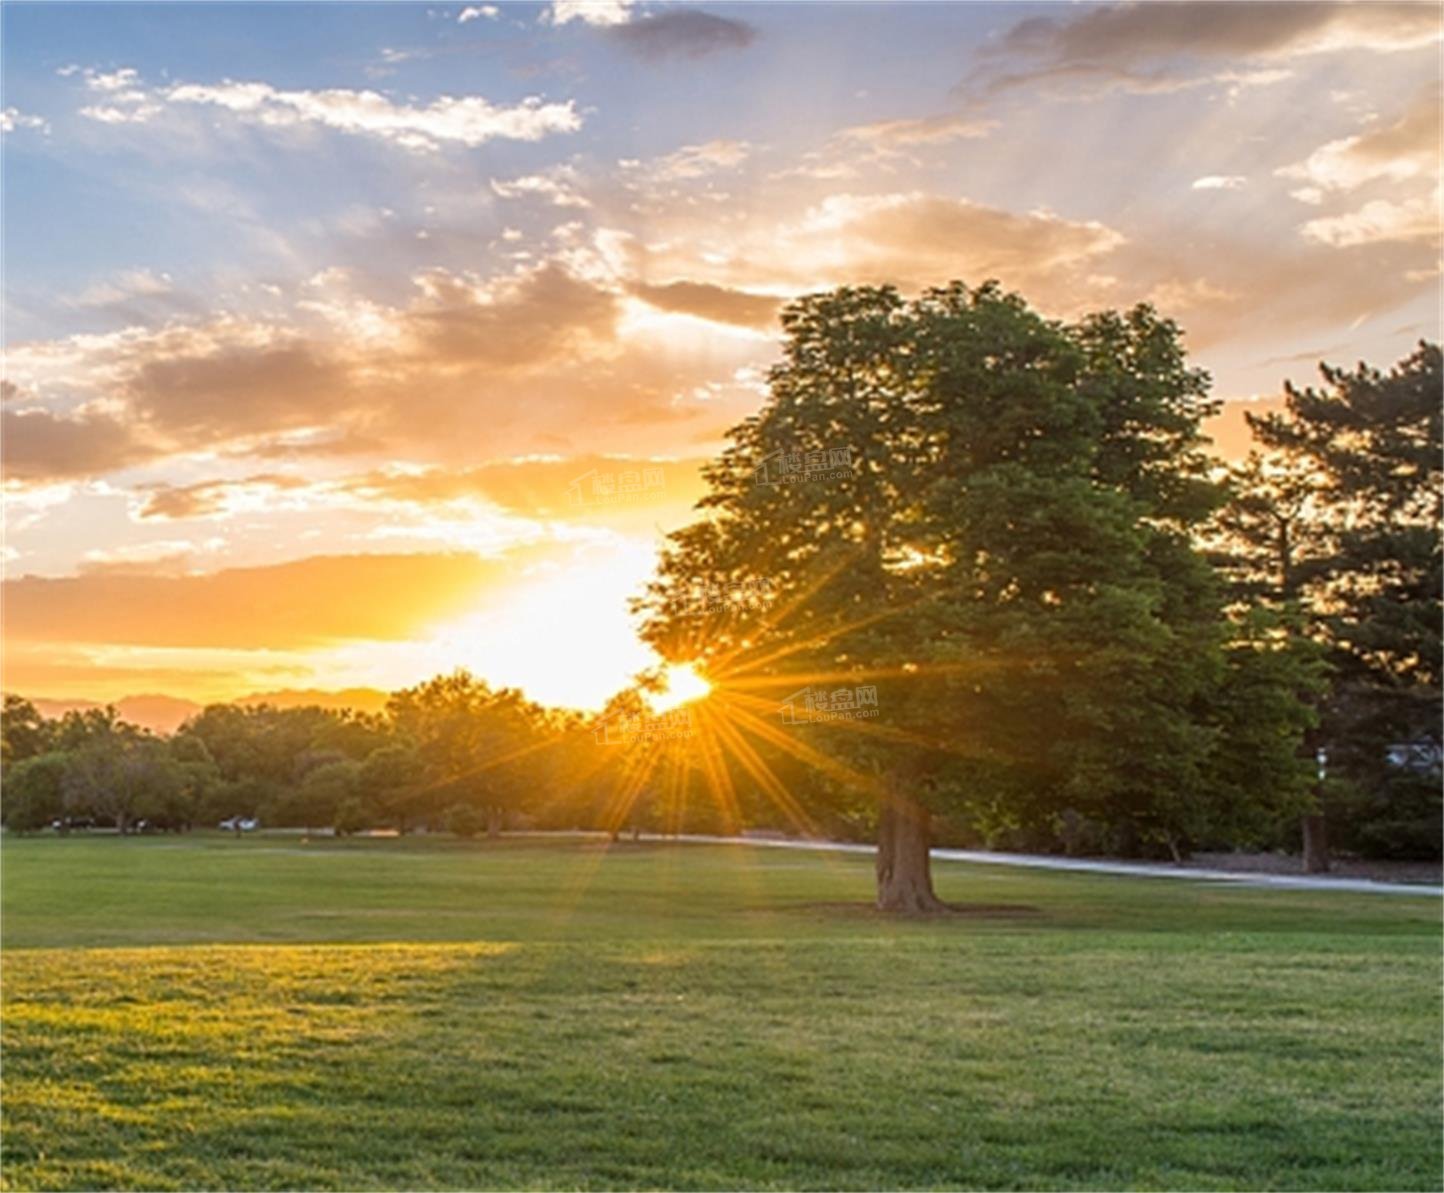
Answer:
[2, 283, 1438, 912]
[1, 679, 683, 840]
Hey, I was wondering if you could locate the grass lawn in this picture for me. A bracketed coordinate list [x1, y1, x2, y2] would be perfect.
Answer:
[1, 834, 1440, 1191]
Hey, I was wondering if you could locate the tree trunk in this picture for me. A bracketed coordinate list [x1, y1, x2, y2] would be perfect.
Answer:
[876, 788, 944, 913]
[486, 805, 503, 840]
[1302, 813, 1330, 873]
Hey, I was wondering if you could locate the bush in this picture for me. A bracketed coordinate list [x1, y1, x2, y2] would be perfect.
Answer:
[1326, 773, 1443, 861]
[445, 803, 484, 839]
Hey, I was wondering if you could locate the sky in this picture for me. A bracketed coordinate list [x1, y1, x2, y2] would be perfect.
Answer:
[2, 0, 1440, 712]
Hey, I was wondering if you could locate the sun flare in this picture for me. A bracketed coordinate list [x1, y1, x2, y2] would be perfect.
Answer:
[650, 663, 712, 713]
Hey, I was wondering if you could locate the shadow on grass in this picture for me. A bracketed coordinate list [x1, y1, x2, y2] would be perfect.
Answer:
[796, 900, 1044, 920]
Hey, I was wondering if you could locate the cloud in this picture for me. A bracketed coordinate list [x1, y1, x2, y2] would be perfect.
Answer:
[3, 256, 762, 481]
[609, 10, 756, 60]
[339, 454, 711, 522]
[0, 108, 49, 135]
[628, 280, 781, 329]
[133, 474, 314, 521]
[547, 0, 634, 26]
[1279, 90, 1440, 194]
[70, 268, 175, 308]
[657, 192, 1126, 307]
[124, 337, 358, 442]
[1298, 190, 1441, 248]
[401, 262, 620, 368]
[68, 65, 581, 151]
[969, 2, 1439, 101]
[78, 540, 218, 577]
[457, 5, 499, 22]
[491, 170, 592, 207]
[1280, 91, 1441, 247]
[2, 552, 527, 650]
[1192, 175, 1247, 190]
[837, 113, 994, 148]
[623, 139, 750, 183]
[165, 79, 581, 150]
[1146, 277, 1239, 312]
[1, 408, 155, 483]
[71, 65, 162, 123]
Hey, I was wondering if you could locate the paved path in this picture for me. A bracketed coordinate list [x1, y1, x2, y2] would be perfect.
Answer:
[605, 832, 1442, 897]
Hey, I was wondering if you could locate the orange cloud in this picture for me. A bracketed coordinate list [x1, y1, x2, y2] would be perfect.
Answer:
[2, 551, 529, 650]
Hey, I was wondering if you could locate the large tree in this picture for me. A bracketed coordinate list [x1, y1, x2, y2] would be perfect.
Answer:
[639, 282, 1316, 910]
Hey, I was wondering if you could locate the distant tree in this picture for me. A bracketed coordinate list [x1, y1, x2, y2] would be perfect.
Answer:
[161, 733, 221, 831]
[333, 796, 372, 837]
[444, 802, 484, 839]
[387, 672, 549, 839]
[1223, 343, 1443, 859]
[358, 743, 426, 833]
[4, 752, 68, 832]
[208, 775, 279, 826]
[1, 696, 52, 764]
[290, 759, 362, 832]
[61, 727, 182, 834]
[52, 706, 125, 752]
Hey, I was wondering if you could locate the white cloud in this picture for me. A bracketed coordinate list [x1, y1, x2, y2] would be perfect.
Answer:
[0, 108, 49, 135]
[838, 113, 994, 147]
[1280, 94, 1440, 249]
[1300, 189, 1441, 248]
[67, 65, 581, 151]
[458, 5, 499, 22]
[71, 64, 162, 123]
[1192, 175, 1247, 191]
[71, 269, 174, 308]
[165, 80, 581, 150]
[623, 139, 749, 184]
[1280, 93, 1439, 194]
[491, 171, 592, 207]
[546, 0, 634, 26]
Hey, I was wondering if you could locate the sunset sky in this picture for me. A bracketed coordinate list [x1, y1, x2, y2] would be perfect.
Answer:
[2, 0, 1440, 712]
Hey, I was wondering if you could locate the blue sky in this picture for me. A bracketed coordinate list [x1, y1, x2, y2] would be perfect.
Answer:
[2, 1, 1440, 707]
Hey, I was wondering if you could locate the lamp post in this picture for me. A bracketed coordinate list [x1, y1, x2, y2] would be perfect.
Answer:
[1304, 745, 1330, 874]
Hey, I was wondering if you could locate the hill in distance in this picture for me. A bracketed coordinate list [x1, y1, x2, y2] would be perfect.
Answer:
[23, 688, 389, 735]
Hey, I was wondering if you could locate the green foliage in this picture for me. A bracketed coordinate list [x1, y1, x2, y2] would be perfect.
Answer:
[333, 796, 372, 837]
[60, 725, 183, 832]
[358, 743, 425, 832]
[386, 671, 552, 828]
[1222, 342, 1443, 858]
[286, 759, 362, 830]
[2, 752, 68, 832]
[1, 695, 52, 764]
[640, 281, 1309, 858]
[444, 802, 484, 838]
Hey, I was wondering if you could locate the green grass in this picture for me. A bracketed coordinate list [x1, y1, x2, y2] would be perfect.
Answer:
[1, 834, 1440, 1191]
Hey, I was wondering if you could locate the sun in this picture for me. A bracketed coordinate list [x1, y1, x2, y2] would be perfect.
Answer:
[650, 663, 712, 713]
